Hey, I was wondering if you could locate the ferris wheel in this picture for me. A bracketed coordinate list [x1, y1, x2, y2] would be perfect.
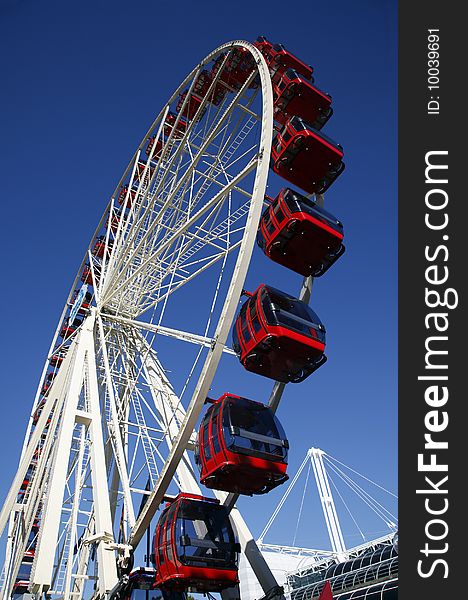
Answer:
[0, 37, 346, 600]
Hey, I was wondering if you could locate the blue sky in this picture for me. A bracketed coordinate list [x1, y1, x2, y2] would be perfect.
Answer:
[0, 0, 397, 556]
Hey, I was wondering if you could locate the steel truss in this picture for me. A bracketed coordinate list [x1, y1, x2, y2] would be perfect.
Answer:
[0, 40, 292, 600]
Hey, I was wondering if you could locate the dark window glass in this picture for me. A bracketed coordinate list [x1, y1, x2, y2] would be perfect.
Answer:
[251, 315, 262, 334]
[232, 321, 241, 353]
[242, 322, 252, 344]
[176, 501, 236, 568]
[283, 190, 342, 232]
[203, 423, 211, 460]
[262, 287, 325, 342]
[223, 398, 288, 462]
[266, 210, 276, 234]
[273, 203, 285, 223]
[213, 429, 220, 454]
[249, 298, 257, 320]
[212, 407, 221, 454]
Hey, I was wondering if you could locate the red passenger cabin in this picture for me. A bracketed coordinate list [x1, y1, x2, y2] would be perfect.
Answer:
[109, 210, 123, 235]
[177, 91, 206, 122]
[153, 493, 239, 592]
[118, 185, 137, 207]
[50, 348, 68, 367]
[81, 264, 94, 285]
[40, 372, 56, 396]
[210, 48, 257, 91]
[254, 37, 313, 84]
[257, 188, 345, 277]
[271, 116, 345, 194]
[70, 288, 92, 312]
[60, 317, 83, 339]
[12, 562, 32, 600]
[121, 567, 186, 600]
[196, 70, 227, 106]
[145, 136, 163, 160]
[196, 393, 289, 495]
[232, 285, 327, 383]
[273, 69, 333, 128]
[135, 160, 155, 185]
[164, 112, 188, 138]
[32, 399, 46, 425]
[92, 236, 113, 259]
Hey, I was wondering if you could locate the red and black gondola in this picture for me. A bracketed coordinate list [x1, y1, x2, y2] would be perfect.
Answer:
[120, 567, 186, 600]
[271, 116, 345, 194]
[108, 209, 126, 235]
[195, 393, 289, 495]
[273, 68, 333, 129]
[12, 562, 32, 600]
[176, 91, 206, 122]
[118, 185, 137, 207]
[23, 523, 39, 561]
[92, 236, 113, 259]
[32, 399, 46, 424]
[257, 188, 345, 277]
[210, 49, 257, 92]
[50, 347, 68, 367]
[59, 316, 83, 339]
[81, 264, 94, 285]
[40, 371, 56, 396]
[135, 160, 155, 186]
[153, 493, 239, 592]
[70, 288, 93, 312]
[254, 37, 313, 84]
[232, 284, 327, 383]
[145, 136, 163, 160]
[164, 112, 188, 138]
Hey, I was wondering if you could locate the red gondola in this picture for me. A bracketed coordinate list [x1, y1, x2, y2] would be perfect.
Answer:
[273, 69, 333, 128]
[232, 284, 327, 383]
[59, 316, 83, 339]
[70, 288, 92, 312]
[193, 70, 212, 98]
[253, 35, 274, 57]
[134, 160, 155, 186]
[92, 236, 113, 259]
[32, 398, 53, 427]
[196, 393, 289, 495]
[257, 188, 345, 277]
[195, 69, 227, 106]
[23, 523, 39, 561]
[12, 562, 32, 600]
[271, 116, 345, 194]
[176, 91, 206, 122]
[145, 136, 163, 159]
[120, 567, 186, 600]
[81, 264, 94, 285]
[153, 493, 239, 592]
[40, 372, 56, 396]
[254, 37, 313, 84]
[164, 112, 188, 138]
[108, 209, 123, 234]
[50, 347, 67, 367]
[118, 185, 137, 207]
[210, 48, 257, 91]
[32, 399, 46, 424]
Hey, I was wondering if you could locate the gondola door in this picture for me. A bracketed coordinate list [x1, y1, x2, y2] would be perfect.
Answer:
[199, 402, 227, 480]
[155, 506, 175, 586]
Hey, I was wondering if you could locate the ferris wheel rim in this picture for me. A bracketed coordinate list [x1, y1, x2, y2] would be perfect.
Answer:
[25, 40, 273, 419]
[14, 39, 274, 558]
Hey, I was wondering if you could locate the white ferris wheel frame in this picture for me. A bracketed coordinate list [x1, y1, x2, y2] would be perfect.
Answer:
[0, 39, 297, 600]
